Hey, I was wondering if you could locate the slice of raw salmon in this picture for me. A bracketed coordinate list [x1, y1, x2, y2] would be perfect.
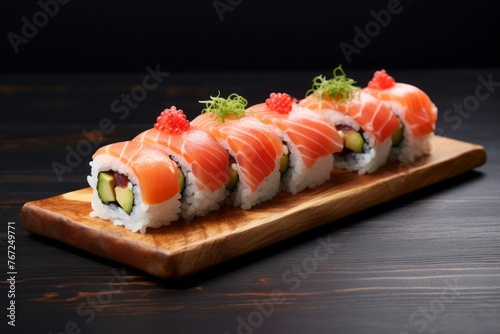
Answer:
[192, 113, 283, 193]
[134, 125, 230, 192]
[248, 99, 343, 168]
[362, 69, 438, 137]
[93, 141, 180, 204]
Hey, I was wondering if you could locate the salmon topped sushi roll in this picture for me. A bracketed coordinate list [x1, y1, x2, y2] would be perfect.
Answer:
[362, 69, 438, 163]
[247, 92, 343, 194]
[192, 93, 284, 209]
[87, 141, 182, 233]
[133, 107, 230, 220]
[299, 65, 402, 175]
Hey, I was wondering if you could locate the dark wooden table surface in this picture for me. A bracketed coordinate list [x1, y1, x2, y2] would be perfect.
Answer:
[1, 68, 499, 334]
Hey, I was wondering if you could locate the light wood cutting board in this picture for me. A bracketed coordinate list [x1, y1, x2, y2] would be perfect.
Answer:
[20, 136, 487, 279]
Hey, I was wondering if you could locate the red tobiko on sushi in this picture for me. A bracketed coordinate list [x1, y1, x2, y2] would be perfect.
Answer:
[368, 69, 396, 89]
[265, 92, 293, 114]
[154, 106, 190, 134]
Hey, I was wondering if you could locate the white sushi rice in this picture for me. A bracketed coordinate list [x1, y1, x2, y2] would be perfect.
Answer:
[321, 110, 390, 175]
[87, 155, 181, 234]
[274, 131, 333, 194]
[227, 152, 281, 210]
[381, 100, 435, 163]
[391, 132, 434, 163]
[282, 151, 333, 194]
[334, 134, 392, 175]
[323, 111, 361, 132]
[176, 160, 227, 221]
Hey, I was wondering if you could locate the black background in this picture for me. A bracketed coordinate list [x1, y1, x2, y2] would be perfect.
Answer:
[2, 3, 500, 334]
[2, 0, 499, 73]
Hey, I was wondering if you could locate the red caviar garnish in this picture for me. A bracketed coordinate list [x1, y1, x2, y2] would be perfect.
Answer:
[154, 106, 190, 134]
[265, 92, 293, 114]
[368, 69, 396, 89]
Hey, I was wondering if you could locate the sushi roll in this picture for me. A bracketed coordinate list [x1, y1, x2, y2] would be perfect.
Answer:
[133, 106, 231, 221]
[362, 69, 438, 163]
[87, 141, 182, 233]
[299, 65, 402, 175]
[192, 93, 284, 210]
[247, 92, 343, 194]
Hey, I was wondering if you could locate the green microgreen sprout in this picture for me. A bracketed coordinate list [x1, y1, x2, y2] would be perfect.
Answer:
[199, 92, 248, 122]
[305, 65, 361, 104]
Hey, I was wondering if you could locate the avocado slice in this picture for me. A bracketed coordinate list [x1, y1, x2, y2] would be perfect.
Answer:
[344, 131, 365, 153]
[279, 153, 289, 174]
[97, 172, 116, 204]
[115, 186, 134, 214]
[391, 127, 404, 147]
[177, 168, 185, 193]
[226, 164, 239, 191]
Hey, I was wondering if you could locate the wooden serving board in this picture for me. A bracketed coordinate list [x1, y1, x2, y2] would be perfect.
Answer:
[20, 136, 486, 279]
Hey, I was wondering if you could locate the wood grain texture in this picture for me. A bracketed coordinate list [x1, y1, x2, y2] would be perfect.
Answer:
[20, 136, 486, 279]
